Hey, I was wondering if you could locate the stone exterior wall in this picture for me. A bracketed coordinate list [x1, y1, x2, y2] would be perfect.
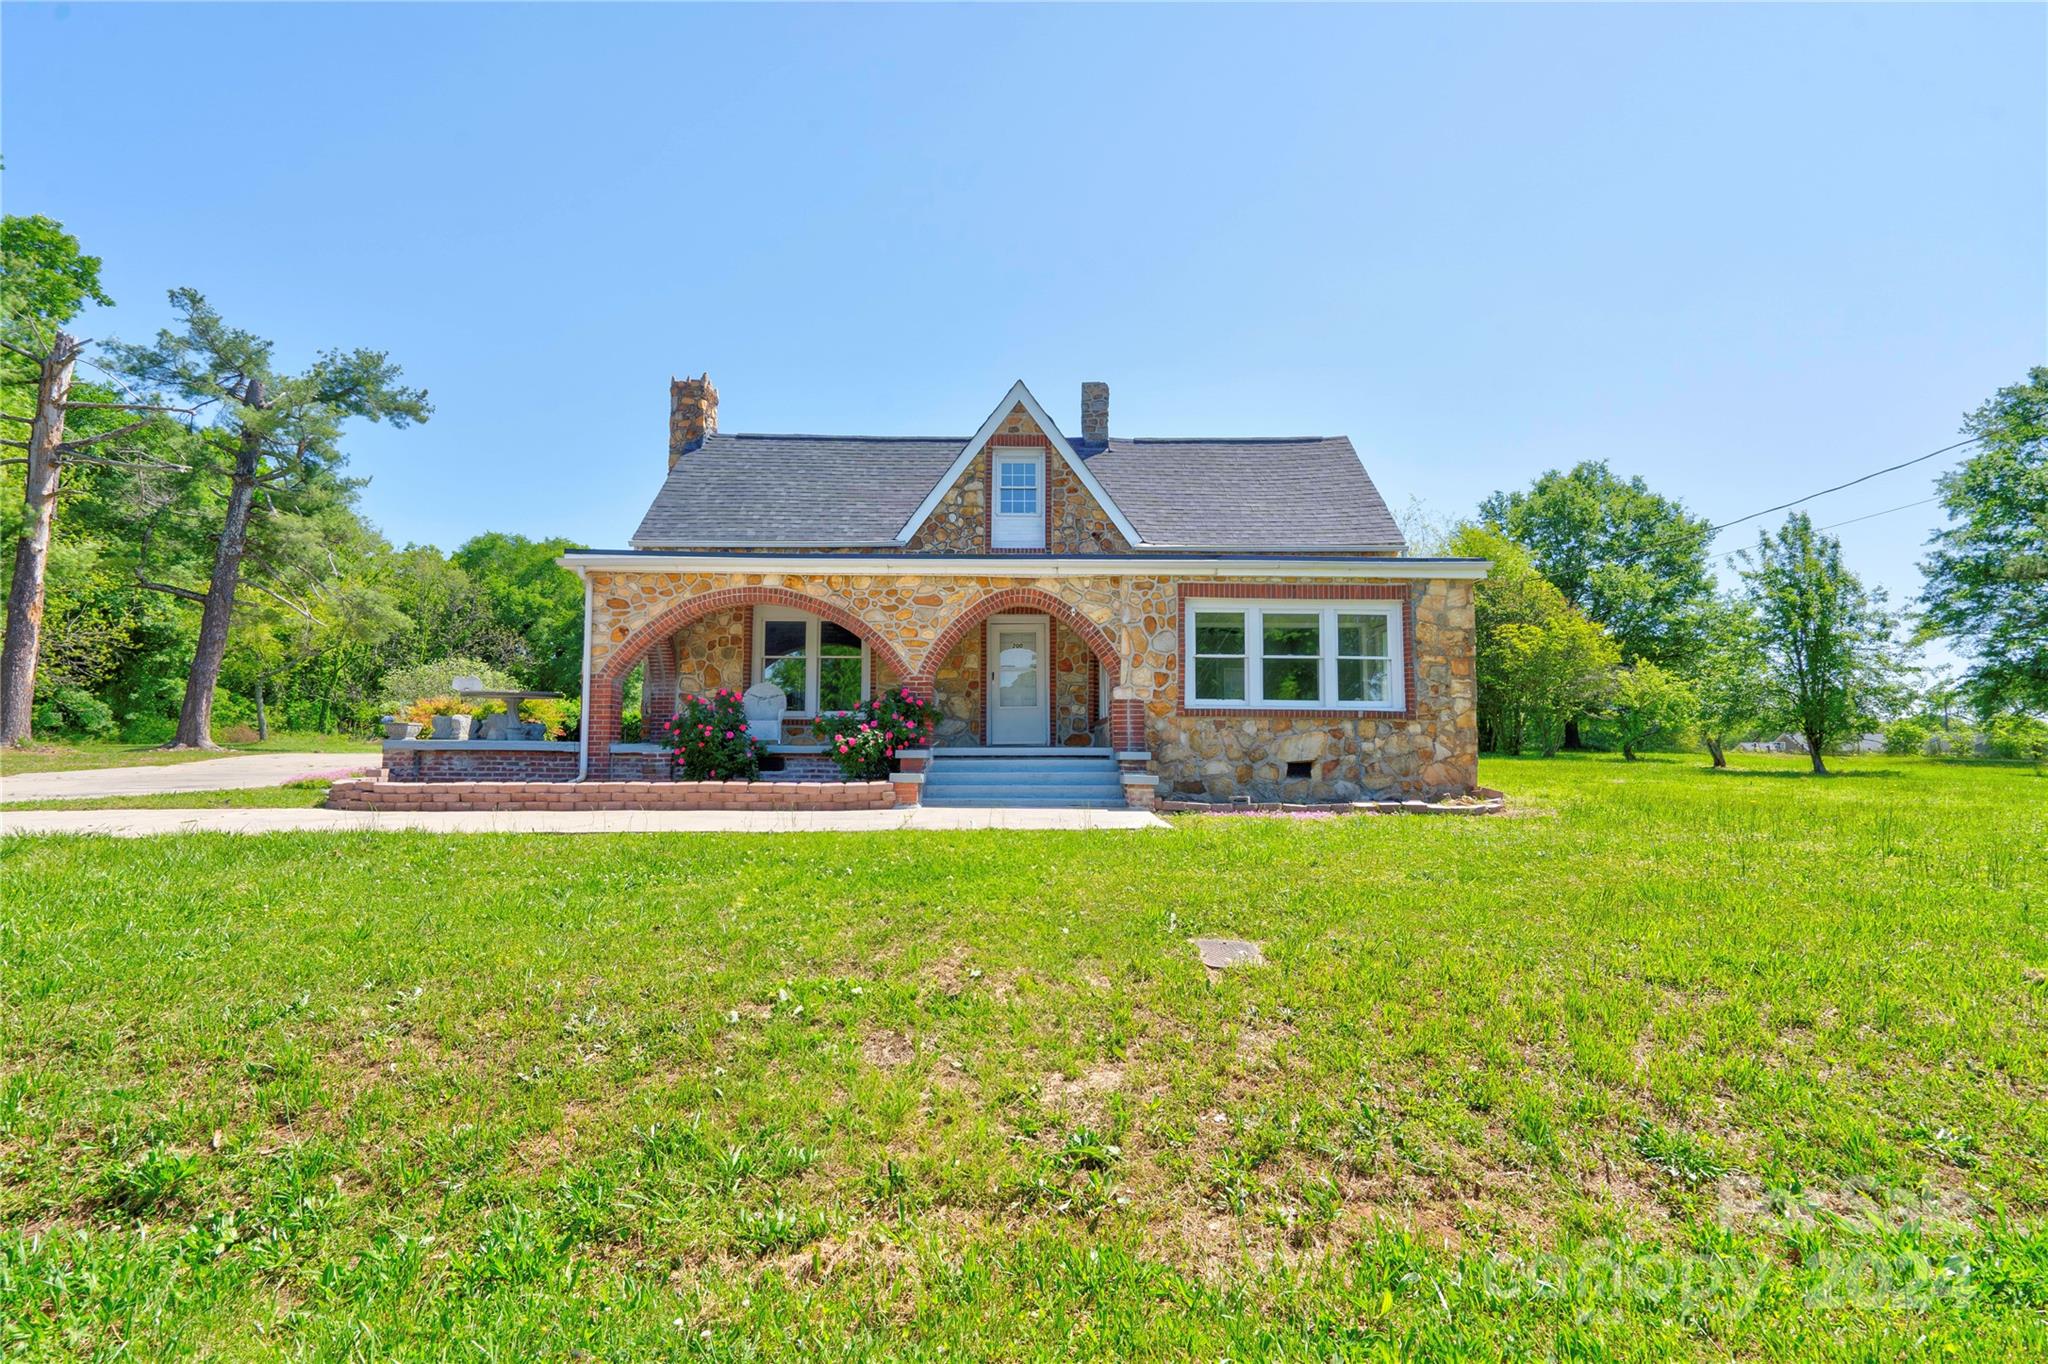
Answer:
[1149, 580, 1476, 801]
[903, 457, 986, 553]
[930, 634, 982, 744]
[1051, 619, 1097, 745]
[583, 570, 1476, 797]
[671, 607, 750, 697]
[923, 616, 1099, 746]
[648, 604, 905, 745]
[1049, 455, 1131, 555]
[901, 405, 1130, 556]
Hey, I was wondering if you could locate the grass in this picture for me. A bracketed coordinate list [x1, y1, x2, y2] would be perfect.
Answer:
[0, 732, 377, 779]
[0, 780, 335, 812]
[0, 753, 2043, 1359]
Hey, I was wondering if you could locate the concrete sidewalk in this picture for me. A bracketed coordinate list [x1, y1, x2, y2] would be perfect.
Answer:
[1, 752, 379, 804]
[0, 805, 1170, 836]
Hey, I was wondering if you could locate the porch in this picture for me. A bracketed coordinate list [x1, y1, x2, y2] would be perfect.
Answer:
[610, 591, 1135, 770]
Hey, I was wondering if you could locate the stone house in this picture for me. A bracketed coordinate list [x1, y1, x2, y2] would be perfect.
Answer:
[557, 378, 1487, 806]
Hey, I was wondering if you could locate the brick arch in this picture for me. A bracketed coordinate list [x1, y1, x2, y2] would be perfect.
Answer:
[913, 587, 1121, 690]
[594, 586, 913, 689]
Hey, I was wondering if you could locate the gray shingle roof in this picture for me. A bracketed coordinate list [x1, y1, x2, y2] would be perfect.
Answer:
[1080, 437, 1403, 549]
[632, 434, 962, 547]
[632, 431, 1406, 551]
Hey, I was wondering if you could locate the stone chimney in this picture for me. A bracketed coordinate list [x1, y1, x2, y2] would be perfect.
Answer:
[1080, 381, 1109, 445]
[669, 374, 718, 468]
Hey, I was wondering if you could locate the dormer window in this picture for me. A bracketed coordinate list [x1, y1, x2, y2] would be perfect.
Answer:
[992, 452, 1045, 549]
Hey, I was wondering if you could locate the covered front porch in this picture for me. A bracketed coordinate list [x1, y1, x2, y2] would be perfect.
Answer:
[625, 601, 1111, 757]
[575, 571, 1153, 787]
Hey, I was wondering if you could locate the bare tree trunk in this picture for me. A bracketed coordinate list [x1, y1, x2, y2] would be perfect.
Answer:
[1806, 730, 1828, 775]
[254, 675, 269, 741]
[0, 334, 81, 747]
[169, 394, 265, 749]
[1706, 737, 1726, 768]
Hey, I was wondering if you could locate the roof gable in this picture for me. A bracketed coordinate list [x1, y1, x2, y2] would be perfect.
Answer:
[894, 381, 1143, 547]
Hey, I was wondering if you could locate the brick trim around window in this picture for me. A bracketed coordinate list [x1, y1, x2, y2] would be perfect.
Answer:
[984, 433, 1053, 555]
[1173, 582, 1418, 721]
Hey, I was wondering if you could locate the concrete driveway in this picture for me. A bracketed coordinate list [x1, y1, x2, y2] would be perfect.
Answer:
[0, 806, 1168, 836]
[0, 752, 378, 804]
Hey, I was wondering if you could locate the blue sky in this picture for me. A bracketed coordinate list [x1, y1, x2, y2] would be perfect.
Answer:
[4, 2, 2041, 644]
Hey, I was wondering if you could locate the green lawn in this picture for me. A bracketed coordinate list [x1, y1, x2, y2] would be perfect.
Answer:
[0, 732, 378, 778]
[0, 780, 334, 812]
[2, 754, 2043, 1360]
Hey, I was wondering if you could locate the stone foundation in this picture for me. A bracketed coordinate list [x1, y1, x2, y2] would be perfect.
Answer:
[327, 778, 898, 813]
[1150, 712, 1478, 802]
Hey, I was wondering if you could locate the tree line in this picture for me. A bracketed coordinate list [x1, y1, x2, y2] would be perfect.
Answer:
[1435, 369, 2048, 772]
[4, 213, 2044, 765]
[2, 215, 584, 749]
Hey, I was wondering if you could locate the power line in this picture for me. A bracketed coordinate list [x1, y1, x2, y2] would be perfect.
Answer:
[1708, 438, 1977, 534]
[1577, 435, 1978, 572]
[1710, 496, 1940, 562]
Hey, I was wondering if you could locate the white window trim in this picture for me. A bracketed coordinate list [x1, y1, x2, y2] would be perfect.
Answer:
[990, 449, 1045, 549]
[752, 608, 871, 718]
[1183, 598, 1405, 712]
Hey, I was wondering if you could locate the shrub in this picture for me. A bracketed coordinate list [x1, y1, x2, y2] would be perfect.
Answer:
[376, 657, 519, 715]
[119, 714, 177, 745]
[32, 685, 116, 738]
[659, 690, 764, 781]
[400, 694, 496, 727]
[815, 689, 940, 780]
[1984, 713, 2048, 764]
[1606, 661, 1698, 761]
[523, 697, 580, 740]
[1883, 718, 1931, 756]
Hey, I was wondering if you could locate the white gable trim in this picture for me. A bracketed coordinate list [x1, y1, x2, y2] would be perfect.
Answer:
[894, 381, 1144, 546]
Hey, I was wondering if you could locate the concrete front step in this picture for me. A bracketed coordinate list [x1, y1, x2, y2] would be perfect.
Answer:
[929, 759, 1120, 774]
[922, 796, 1128, 810]
[924, 785, 1125, 802]
[924, 752, 1128, 809]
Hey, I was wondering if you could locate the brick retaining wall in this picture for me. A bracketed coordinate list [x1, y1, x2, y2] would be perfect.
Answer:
[383, 742, 579, 783]
[328, 778, 899, 813]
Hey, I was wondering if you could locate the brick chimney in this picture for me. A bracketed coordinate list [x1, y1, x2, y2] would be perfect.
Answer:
[1080, 381, 1109, 445]
[669, 374, 718, 468]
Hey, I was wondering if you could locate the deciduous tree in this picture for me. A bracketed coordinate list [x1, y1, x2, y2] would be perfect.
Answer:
[1690, 597, 1770, 767]
[0, 215, 186, 744]
[1606, 660, 1698, 761]
[1451, 525, 1619, 755]
[1741, 513, 1899, 774]
[1919, 368, 2048, 717]
[1480, 461, 1714, 671]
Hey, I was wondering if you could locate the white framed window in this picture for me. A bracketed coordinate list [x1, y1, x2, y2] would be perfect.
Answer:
[754, 610, 870, 717]
[991, 451, 1045, 548]
[1183, 599, 1404, 711]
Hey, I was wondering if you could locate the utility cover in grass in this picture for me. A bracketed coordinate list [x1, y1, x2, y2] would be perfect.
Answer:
[1192, 938, 1264, 970]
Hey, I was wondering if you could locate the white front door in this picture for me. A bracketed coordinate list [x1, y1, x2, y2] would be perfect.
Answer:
[988, 616, 1049, 746]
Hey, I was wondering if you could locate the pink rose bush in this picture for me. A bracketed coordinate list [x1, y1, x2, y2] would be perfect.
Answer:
[813, 688, 940, 781]
[657, 689, 765, 782]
